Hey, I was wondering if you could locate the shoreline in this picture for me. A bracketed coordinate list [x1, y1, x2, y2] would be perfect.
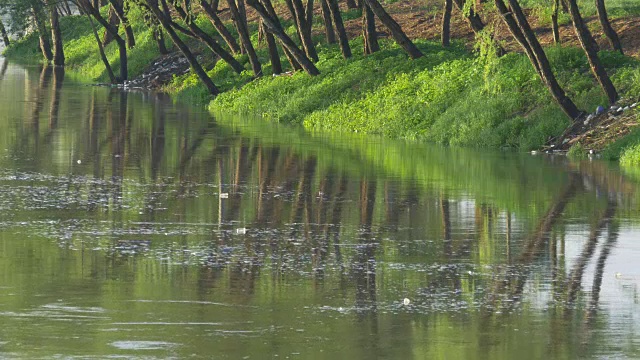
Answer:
[2, 5, 640, 161]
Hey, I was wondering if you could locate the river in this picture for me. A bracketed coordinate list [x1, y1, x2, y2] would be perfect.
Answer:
[1, 58, 640, 359]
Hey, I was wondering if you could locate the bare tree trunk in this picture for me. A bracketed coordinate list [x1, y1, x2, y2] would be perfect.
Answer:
[200, 0, 241, 54]
[453, 0, 485, 33]
[291, 0, 319, 61]
[320, 0, 336, 44]
[62, 1, 73, 15]
[114, 38, 127, 81]
[326, 0, 351, 58]
[261, 0, 303, 70]
[509, 0, 581, 118]
[552, 0, 560, 44]
[33, 5, 54, 62]
[102, 6, 119, 46]
[171, 2, 245, 74]
[154, 28, 169, 54]
[262, 20, 283, 75]
[495, 0, 581, 120]
[564, 0, 618, 105]
[284, 0, 303, 42]
[362, 0, 423, 58]
[442, 0, 452, 47]
[232, 0, 248, 54]
[0, 18, 10, 47]
[595, 0, 623, 54]
[49, 4, 65, 66]
[494, 0, 538, 73]
[85, 10, 116, 83]
[305, 0, 314, 34]
[107, 0, 135, 49]
[226, 0, 263, 76]
[146, 0, 220, 95]
[79, 0, 128, 80]
[283, 46, 303, 70]
[78, 2, 115, 82]
[346, 0, 357, 9]
[237, 0, 249, 33]
[247, 0, 320, 75]
[362, 3, 379, 54]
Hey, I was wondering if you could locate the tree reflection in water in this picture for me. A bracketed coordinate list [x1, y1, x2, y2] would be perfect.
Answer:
[1, 61, 639, 358]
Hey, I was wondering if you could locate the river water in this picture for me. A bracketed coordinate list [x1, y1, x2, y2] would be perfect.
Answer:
[1, 59, 640, 359]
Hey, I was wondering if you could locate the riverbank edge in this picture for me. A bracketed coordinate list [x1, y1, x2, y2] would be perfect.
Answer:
[3, 11, 640, 160]
[206, 42, 640, 155]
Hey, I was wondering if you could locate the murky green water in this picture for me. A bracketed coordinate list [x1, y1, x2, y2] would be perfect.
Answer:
[2, 59, 640, 359]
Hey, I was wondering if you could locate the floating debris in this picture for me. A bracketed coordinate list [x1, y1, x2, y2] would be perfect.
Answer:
[110, 341, 178, 350]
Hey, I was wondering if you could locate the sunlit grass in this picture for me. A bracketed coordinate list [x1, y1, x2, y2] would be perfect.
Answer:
[212, 40, 640, 150]
[621, 143, 640, 165]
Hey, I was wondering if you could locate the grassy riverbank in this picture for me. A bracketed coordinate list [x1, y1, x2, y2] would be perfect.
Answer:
[3, 3, 640, 152]
[210, 42, 640, 150]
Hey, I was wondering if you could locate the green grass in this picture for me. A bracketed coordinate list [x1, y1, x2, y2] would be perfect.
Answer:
[600, 124, 640, 160]
[567, 142, 589, 158]
[212, 40, 470, 122]
[212, 40, 640, 150]
[621, 143, 640, 165]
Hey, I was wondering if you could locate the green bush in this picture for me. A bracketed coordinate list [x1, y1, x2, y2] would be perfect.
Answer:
[567, 142, 588, 159]
[621, 143, 640, 165]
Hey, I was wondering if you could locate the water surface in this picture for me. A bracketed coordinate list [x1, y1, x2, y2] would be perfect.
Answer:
[1, 58, 640, 359]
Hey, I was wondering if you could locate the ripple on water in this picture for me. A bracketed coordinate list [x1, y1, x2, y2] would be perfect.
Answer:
[109, 341, 178, 350]
[0, 303, 109, 322]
